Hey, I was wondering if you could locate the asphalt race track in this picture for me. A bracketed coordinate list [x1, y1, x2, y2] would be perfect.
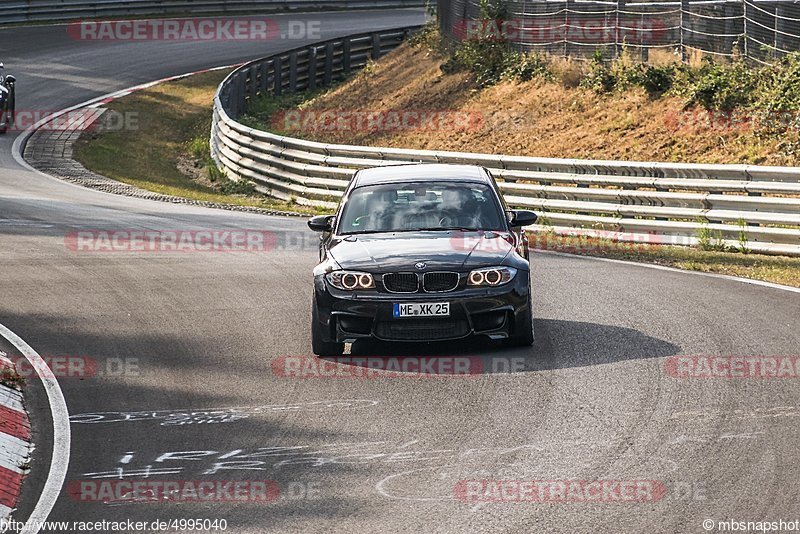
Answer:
[1, 9, 800, 533]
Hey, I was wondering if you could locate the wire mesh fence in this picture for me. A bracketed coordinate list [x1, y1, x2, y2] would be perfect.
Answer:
[437, 0, 800, 63]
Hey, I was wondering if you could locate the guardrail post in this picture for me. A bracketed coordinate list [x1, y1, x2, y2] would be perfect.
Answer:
[274, 56, 283, 96]
[259, 61, 269, 95]
[308, 47, 318, 91]
[248, 65, 258, 102]
[289, 51, 298, 93]
[232, 73, 242, 116]
[371, 33, 381, 59]
[343, 39, 352, 77]
[324, 42, 334, 85]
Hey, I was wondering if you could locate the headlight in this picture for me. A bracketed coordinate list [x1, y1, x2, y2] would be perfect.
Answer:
[467, 266, 517, 287]
[326, 271, 375, 290]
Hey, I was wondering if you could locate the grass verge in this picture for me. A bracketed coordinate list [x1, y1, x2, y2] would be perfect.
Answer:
[72, 69, 328, 215]
[530, 233, 800, 287]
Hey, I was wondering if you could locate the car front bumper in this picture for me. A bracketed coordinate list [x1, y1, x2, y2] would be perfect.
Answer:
[313, 271, 531, 344]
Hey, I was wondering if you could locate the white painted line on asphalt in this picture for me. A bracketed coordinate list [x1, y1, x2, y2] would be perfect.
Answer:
[0, 324, 70, 534]
[0, 387, 24, 414]
[0, 504, 12, 520]
[538, 250, 800, 294]
[0, 433, 30, 474]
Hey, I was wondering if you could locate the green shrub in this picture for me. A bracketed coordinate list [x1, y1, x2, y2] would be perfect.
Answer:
[681, 58, 758, 110]
[637, 64, 676, 94]
[580, 51, 676, 94]
[503, 51, 552, 82]
[452, 39, 516, 87]
[580, 50, 616, 93]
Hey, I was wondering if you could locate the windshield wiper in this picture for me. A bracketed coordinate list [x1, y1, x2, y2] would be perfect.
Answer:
[342, 227, 481, 235]
[412, 227, 480, 232]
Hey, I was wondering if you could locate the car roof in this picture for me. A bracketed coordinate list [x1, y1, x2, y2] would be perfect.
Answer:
[351, 164, 490, 187]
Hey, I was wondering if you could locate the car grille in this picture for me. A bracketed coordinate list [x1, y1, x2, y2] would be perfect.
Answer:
[423, 272, 459, 292]
[375, 319, 470, 341]
[383, 273, 419, 293]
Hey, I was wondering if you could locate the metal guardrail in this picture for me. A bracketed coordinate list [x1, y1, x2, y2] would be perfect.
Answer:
[0, 0, 425, 25]
[211, 26, 800, 256]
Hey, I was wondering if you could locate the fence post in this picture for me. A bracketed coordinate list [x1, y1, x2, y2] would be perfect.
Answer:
[680, 0, 688, 62]
[564, 0, 571, 58]
[616, 0, 626, 59]
[743, 0, 749, 59]
[775, 4, 787, 59]
[639, 12, 648, 62]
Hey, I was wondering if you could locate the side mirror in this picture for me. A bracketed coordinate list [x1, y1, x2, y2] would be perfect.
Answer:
[307, 215, 334, 232]
[508, 209, 538, 227]
[4, 75, 15, 84]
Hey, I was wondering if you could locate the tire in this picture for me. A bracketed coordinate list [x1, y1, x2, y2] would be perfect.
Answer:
[0, 86, 12, 134]
[506, 279, 534, 347]
[7, 87, 14, 126]
[311, 296, 344, 357]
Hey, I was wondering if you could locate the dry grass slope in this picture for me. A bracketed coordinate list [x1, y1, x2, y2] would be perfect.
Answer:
[280, 43, 799, 166]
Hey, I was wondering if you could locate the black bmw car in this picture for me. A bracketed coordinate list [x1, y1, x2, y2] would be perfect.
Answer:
[307, 164, 538, 356]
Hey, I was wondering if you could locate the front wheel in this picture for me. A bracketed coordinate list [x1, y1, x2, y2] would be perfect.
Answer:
[311, 296, 344, 357]
[0, 87, 14, 134]
[506, 278, 534, 347]
[506, 303, 534, 347]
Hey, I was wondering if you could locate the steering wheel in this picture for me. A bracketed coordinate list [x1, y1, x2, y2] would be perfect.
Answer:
[353, 215, 371, 227]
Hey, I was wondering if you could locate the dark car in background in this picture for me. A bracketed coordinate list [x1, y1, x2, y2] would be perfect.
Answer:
[307, 163, 538, 356]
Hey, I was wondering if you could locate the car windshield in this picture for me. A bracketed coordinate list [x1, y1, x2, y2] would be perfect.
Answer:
[337, 181, 506, 234]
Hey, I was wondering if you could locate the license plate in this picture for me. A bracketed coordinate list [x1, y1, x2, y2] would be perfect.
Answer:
[393, 302, 450, 318]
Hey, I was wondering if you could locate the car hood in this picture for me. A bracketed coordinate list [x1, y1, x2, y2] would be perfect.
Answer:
[327, 231, 515, 272]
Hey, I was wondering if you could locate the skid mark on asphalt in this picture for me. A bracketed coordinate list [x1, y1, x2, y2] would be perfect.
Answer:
[68, 399, 379, 425]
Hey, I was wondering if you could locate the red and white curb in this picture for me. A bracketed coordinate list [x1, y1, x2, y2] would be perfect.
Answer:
[0, 351, 32, 521]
